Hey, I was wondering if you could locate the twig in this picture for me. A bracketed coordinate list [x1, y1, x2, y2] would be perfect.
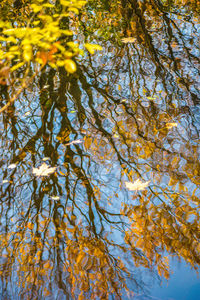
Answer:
[0, 65, 43, 114]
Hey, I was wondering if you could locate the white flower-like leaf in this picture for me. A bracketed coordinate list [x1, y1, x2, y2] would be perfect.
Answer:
[51, 196, 60, 201]
[2, 180, 9, 184]
[125, 179, 150, 191]
[8, 163, 17, 169]
[33, 163, 56, 177]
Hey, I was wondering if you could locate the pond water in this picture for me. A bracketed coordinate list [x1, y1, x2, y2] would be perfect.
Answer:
[0, 0, 200, 299]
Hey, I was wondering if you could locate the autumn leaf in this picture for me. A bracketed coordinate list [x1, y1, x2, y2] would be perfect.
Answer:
[165, 123, 177, 129]
[125, 179, 150, 191]
[50, 196, 60, 201]
[64, 59, 77, 73]
[32, 163, 56, 177]
[8, 163, 17, 169]
[42, 157, 50, 161]
[65, 139, 83, 146]
[2, 180, 9, 184]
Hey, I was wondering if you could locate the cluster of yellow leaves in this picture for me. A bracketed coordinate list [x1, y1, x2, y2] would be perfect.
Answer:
[0, 215, 129, 300]
[123, 194, 200, 279]
[0, 0, 102, 77]
[60, 226, 128, 299]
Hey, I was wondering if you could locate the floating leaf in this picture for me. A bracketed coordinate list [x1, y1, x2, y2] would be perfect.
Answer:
[166, 122, 177, 129]
[121, 37, 136, 43]
[2, 180, 9, 184]
[33, 163, 56, 177]
[146, 97, 156, 100]
[24, 111, 31, 116]
[65, 139, 83, 146]
[43, 85, 50, 89]
[42, 157, 50, 161]
[8, 163, 17, 169]
[51, 196, 60, 201]
[125, 179, 150, 191]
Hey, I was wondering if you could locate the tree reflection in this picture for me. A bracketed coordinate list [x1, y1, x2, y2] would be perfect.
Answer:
[0, 0, 200, 299]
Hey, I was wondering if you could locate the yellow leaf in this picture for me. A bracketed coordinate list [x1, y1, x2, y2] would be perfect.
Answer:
[68, 7, 79, 14]
[85, 43, 102, 54]
[23, 44, 32, 62]
[60, 0, 71, 6]
[31, 4, 42, 13]
[64, 59, 76, 73]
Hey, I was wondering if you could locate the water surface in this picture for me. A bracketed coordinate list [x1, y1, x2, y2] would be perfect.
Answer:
[0, 0, 200, 299]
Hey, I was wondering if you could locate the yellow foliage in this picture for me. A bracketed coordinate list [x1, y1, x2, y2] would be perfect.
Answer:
[0, 0, 102, 87]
